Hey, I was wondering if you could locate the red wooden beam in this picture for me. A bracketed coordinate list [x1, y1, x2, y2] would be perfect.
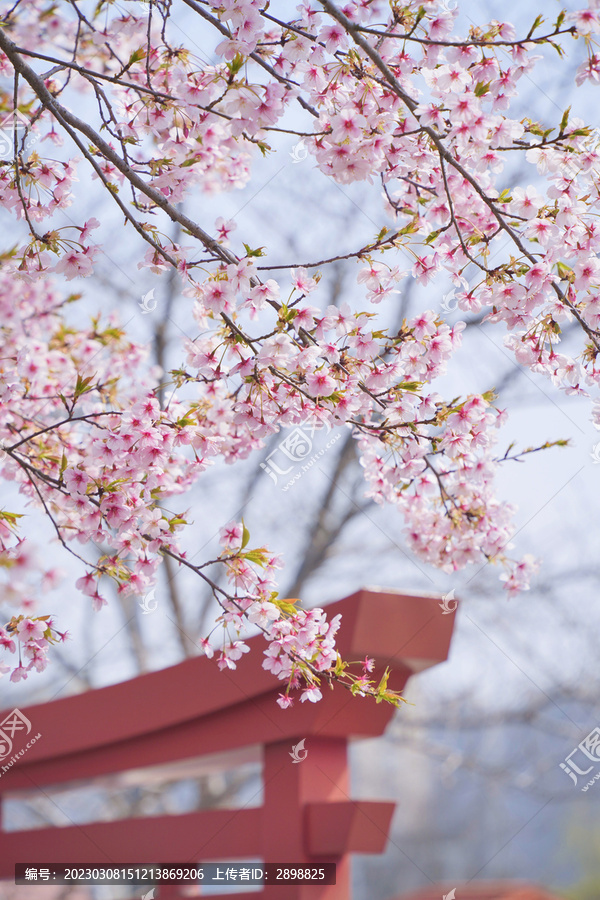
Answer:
[305, 801, 395, 855]
[0, 589, 454, 791]
[334, 588, 454, 673]
[0, 807, 261, 864]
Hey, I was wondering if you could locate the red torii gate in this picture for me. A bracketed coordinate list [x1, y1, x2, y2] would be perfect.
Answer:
[0, 588, 456, 898]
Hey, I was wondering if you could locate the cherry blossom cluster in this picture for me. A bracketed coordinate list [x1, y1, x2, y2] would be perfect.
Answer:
[0, 0, 598, 697]
[0, 615, 68, 682]
[0, 263, 404, 699]
[205, 520, 401, 707]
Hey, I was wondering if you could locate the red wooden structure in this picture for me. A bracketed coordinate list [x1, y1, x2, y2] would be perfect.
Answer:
[0, 588, 456, 898]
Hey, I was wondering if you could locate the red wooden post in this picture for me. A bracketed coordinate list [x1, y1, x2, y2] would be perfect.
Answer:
[262, 736, 350, 899]
[0, 588, 456, 899]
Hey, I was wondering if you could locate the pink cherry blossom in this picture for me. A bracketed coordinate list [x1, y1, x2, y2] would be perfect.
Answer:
[300, 686, 323, 703]
[15, 618, 46, 642]
[305, 370, 337, 397]
[0, 0, 598, 701]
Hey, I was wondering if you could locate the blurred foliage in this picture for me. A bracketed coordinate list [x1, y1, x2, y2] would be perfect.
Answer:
[563, 821, 600, 899]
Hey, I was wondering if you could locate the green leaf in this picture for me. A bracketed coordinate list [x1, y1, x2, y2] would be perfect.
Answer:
[526, 13, 544, 40]
[101, 478, 129, 492]
[243, 243, 266, 258]
[127, 48, 147, 67]
[559, 106, 571, 135]
[279, 306, 298, 325]
[333, 653, 347, 677]
[168, 515, 188, 531]
[396, 219, 419, 237]
[474, 81, 491, 98]
[0, 510, 24, 530]
[496, 189, 512, 204]
[556, 260, 573, 280]
[241, 520, 250, 549]
[227, 53, 245, 77]
[273, 597, 299, 615]
[73, 373, 96, 401]
[376, 667, 390, 697]
[243, 548, 269, 567]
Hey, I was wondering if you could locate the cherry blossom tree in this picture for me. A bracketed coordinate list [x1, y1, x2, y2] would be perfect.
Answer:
[0, 0, 599, 703]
